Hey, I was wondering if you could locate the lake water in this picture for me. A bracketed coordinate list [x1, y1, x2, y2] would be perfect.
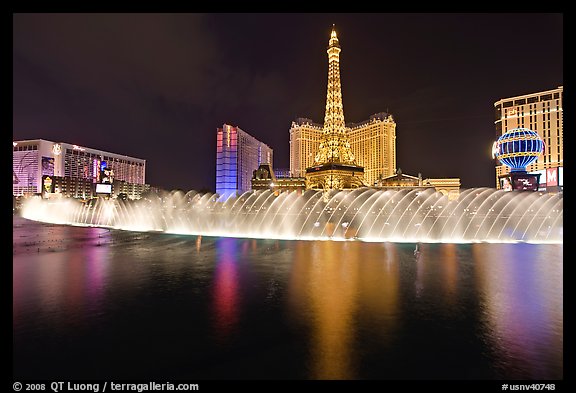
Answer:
[13, 215, 563, 380]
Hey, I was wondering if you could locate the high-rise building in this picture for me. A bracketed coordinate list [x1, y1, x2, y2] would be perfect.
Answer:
[346, 112, 396, 186]
[13, 139, 146, 197]
[216, 124, 273, 199]
[494, 86, 563, 190]
[289, 118, 323, 178]
[290, 113, 397, 186]
[305, 26, 365, 191]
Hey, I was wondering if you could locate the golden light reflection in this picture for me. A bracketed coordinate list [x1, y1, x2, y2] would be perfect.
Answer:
[357, 242, 399, 334]
[288, 241, 400, 379]
[440, 243, 458, 302]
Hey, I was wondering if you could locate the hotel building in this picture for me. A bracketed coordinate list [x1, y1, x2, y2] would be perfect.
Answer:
[494, 86, 563, 190]
[13, 139, 146, 198]
[289, 118, 323, 178]
[216, 124, 273, 199]
[289, 112, 397, 187]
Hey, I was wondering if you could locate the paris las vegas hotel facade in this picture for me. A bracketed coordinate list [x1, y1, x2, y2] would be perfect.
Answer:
[289, 112, 396, 188]
[283, 26, 460, 197]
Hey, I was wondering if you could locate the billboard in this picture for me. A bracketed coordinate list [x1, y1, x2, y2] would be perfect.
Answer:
[95, 183, 112, 194]
[500, 177, 512, 191]
[41, 157, 54, 176]
[101, 168, 113, 184]
[42, 175, 54, 197]
[500, 173, 541, 192]
[512, 174, 540, 191]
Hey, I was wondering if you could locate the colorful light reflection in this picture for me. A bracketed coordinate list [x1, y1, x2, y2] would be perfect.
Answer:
[212, 238, 240, 343]
[473, 243, 563, 379]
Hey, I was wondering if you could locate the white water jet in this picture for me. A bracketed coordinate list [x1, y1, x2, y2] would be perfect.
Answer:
[20, 188, 563, 244]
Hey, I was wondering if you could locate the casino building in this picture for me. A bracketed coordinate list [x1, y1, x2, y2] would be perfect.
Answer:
[290, 113, 397, 187]
[494, 86, 563, 192]
[216, 124, 273, 199]
[13, 139, 147, 199]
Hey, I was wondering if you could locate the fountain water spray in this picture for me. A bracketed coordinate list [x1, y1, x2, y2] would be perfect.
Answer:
[20, 188, 563, 244]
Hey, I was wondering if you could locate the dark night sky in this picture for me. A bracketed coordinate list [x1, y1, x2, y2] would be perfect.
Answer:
[12, 13, 563, 191]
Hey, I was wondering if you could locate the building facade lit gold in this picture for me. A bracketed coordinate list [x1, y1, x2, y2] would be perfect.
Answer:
[494, 86, 563, 188]
[289, 118, 323, 178]
[376, 170, 460, 200]
[347, 113, 396, 186]
[290, 113, 396, 187]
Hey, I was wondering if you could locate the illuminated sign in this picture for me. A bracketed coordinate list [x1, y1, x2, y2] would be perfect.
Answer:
[101, 169, 113, 183]
[500, 177, 512, 191]
[491, 141, 498, 159]
[52, 144, 62, 156]
[546, 167, 558, 186]
[95, 183, 112, 194]
[512, 174, 540, 191]
[507, 108, 517, 117]
[99, 160, 113, 184]
[72, 145, 85, 151]
[41, 157, 54, 176]
[531, 169, 547, 188]
[43, 176, 53, 193]
[94, 159, 100, 181]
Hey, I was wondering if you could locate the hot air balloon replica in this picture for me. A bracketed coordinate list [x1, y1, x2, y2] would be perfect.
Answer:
[493, 127, 544, 191]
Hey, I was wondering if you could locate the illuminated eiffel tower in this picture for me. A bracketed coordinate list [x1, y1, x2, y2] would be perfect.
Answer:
[305, 26, 366, 191]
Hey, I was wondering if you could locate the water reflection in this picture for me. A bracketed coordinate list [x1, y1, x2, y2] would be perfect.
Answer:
[288, 241, 401, 379]
[289, 241, 357, 379]
[212, 238, 240, 343]
[355, 242, 400, 352]
[441, 243, 459, 302]
[85, 243, 110, 310]
[13, 228, 111, 331]
[473, 243, 563, 379]
[14, 217, 563, 380]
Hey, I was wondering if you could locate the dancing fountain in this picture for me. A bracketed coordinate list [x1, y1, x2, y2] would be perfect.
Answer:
[21, 187, 562, 244]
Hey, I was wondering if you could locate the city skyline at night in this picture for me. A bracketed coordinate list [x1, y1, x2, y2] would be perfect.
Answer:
[13, 13, 563, 191]
[12, 14, 564, 384]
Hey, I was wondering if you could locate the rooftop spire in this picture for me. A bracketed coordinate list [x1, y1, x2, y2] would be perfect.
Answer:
[329, 24, 340, 48]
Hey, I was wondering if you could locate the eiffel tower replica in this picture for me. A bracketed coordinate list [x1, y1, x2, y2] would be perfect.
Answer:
[305, 26, 366, 191]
